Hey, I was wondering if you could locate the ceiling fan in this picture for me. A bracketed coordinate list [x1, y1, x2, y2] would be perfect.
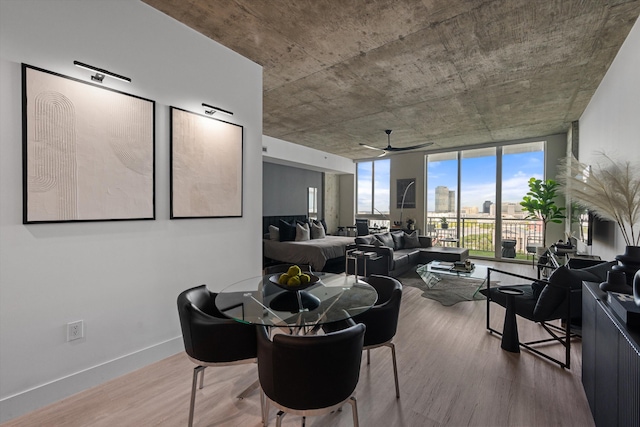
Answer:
[360, 129, 433, 157]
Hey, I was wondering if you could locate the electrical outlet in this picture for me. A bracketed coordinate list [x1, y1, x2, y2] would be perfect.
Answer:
[67, 320, 84, 341]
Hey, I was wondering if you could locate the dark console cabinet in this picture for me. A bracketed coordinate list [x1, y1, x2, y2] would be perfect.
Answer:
[582, 282, 640, 427]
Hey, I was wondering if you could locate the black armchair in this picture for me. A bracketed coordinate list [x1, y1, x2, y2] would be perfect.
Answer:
[324, 274, 403, 397]
[177, 285, 258, 426]
[257, 323, 366, 427]
[482, 261, 615, 368]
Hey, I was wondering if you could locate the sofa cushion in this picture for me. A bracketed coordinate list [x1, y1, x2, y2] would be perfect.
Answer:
[278, 220, 297, 241]
[374, 232, 394, 248]
[391, 230, 404, 250]
[403, 231, 421, 248]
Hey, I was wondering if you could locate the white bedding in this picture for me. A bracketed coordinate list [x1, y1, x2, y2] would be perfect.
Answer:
[263, 235, 355, 271]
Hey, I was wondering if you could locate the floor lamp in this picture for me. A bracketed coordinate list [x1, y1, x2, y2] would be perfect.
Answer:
[398, 180, 415, 227]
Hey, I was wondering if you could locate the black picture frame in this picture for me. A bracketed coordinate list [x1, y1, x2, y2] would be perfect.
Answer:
[397, 178, 416, 209]
[170, 107, 244, 219]
[22, 64, 156, 224]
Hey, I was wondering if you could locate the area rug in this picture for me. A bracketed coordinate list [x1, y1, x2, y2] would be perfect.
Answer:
[397, 268, 491, 306]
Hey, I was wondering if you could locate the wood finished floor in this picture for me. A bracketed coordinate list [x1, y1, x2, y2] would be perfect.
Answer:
[2, 260, 594, 427]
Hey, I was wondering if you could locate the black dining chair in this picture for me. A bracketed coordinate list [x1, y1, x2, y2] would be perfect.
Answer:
[323, 274, 403, 398]
[177, 285, 258, 427]
[257, 323, 366, 427]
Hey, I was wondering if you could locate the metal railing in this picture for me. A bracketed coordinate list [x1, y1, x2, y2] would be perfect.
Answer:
[425, 217, 543, 258]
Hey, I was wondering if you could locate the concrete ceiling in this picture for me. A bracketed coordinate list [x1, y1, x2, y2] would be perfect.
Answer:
[143, 0, 640, 160]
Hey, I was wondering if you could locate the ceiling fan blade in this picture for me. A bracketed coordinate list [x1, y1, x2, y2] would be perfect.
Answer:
[384, 142, 434, 151]
[359, 143, 385, 152]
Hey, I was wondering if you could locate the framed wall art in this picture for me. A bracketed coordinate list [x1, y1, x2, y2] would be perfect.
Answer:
[397, 178, 416, 209]
[22, 64, 155, 223]
[170, 107, 243, 218]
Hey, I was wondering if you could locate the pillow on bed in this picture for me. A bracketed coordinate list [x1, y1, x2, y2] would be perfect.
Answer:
[268, 225, 280, 241]
[311, 222, 326, 239]
[278, 220, 297, 242]
[295, 222, 310, 241]
[313, 219, 328, 234]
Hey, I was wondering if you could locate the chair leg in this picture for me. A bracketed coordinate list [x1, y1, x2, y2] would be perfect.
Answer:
[387, 342, 400, 398]
[366, 348, 370, 365]
[189, 366, 205, 427]
[275, 410, 286, 427]
[198, 366, 205, 389]
[348, 396, 359, 427]
[302, 415, 306, 426]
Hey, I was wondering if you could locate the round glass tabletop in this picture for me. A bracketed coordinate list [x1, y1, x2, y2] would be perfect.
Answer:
[215, 272, 378, 328]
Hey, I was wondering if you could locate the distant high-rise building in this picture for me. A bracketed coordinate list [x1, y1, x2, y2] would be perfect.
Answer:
[483, 200, 493, 213]
[435, 186, 449, 212]
[448, 191, 456, 212]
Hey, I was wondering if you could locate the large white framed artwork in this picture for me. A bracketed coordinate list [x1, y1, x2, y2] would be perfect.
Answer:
[170, 107, 243, 219]
[22, 64, 155, 223]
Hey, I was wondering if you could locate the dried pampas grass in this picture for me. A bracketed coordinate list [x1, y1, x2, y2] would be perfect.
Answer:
[559, 153, 640, 246]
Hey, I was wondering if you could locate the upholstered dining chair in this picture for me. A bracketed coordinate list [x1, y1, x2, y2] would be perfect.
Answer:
[177, 285, 258, 427]
[323, 274, 403, 398]
[355, 218, 370, 236]
[257, 323, 366, 427]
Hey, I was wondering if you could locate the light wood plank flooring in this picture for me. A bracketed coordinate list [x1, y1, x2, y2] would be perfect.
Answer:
[2, 260, 594, 426]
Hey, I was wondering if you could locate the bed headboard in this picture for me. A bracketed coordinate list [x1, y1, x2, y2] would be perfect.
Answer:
[263, 215, 308, 235]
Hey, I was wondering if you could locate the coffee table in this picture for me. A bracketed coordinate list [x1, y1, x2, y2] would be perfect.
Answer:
[423, 260, 489, 296]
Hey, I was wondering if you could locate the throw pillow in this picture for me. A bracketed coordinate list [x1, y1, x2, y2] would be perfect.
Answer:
[313, 219, 328, 234]
[268, 225, 280, 241]
[356, 235, 376, 245]
[373, 239, 384, 247]
[403, 231, 421, 249]
[278, 219, 297, 242]
[374, 232, 394, 248]
[391, 230, 404, 250]
[311, 222, 326, 239]
[295, 222, 310, 241]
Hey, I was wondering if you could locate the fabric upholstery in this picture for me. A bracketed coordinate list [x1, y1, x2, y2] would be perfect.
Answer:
[374, 232, 394, 248]
[278, 219, 297, 242]
[268, 225, 279, 241]
[355, 235, 376, 245]
[403, 231, 421, 248]
[311, 222, 326, 239]
[391, 230, 404, 250]
[295, 222, 310, 241]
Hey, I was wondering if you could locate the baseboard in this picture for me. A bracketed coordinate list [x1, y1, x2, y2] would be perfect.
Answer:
[0, 337, 183, 423]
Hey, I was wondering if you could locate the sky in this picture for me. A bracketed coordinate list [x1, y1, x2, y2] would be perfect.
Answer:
[427, 149, 544, 212]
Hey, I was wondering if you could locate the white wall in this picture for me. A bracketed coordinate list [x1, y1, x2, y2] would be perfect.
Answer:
[0, 0, 262, 421]
[579, 18, 640, 261]
[262, 135, 355, 174]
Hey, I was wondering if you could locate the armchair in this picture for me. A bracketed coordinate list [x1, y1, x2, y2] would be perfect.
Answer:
[481, 261, 616, 368]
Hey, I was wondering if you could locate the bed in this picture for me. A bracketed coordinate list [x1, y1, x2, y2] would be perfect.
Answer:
[263, 215, 355, 272]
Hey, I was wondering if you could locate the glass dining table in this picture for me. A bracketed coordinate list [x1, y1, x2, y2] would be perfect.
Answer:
[215, 272, 378, 329]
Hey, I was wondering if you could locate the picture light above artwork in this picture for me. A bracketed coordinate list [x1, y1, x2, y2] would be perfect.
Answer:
[73, 60, 131, 84]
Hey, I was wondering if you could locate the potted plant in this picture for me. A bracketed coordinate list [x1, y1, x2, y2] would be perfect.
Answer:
[520, 177, 566, 249]
[406, 218, 415, 231]
[440, 217, 449, 229]
[560, 154, 639, 288]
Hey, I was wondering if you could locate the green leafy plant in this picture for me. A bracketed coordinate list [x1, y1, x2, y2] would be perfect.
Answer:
[440, 217, 449, 229]
[520, 178, 566, 248]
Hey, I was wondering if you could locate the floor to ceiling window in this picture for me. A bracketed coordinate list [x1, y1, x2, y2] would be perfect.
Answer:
[426, 141, 545, 260]
[356, 159, 390, 228]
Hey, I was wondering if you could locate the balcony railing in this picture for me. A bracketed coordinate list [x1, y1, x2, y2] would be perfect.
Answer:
[425, 217, 543, 259]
